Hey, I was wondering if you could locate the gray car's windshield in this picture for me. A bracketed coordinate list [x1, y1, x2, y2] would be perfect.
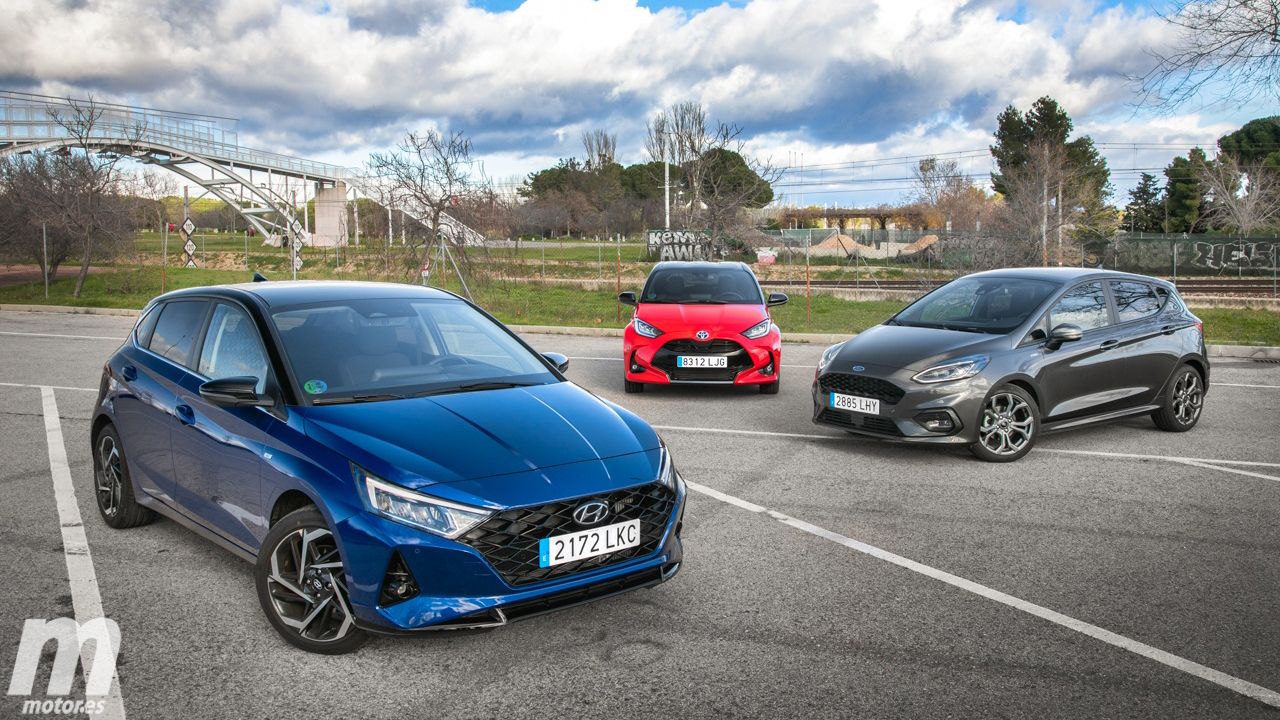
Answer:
[641, 267, 764, 304]
[271, 298, 557, 404]
[892, 277, 1059, 334]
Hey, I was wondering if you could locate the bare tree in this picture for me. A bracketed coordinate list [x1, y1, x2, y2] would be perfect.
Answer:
[645, 101, 777, 245]
[1138, 1, 1280, 110]
[992, 141, 1114, 266]
[8, 96, 146, 297]
[1199, 154, 1280, 234]
[912, 157, 968, 208]
[581, 129, 617, 170]
[367, 129, 480, 288]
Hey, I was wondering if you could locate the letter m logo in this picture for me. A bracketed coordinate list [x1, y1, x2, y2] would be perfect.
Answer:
[7, 618, 120, 697]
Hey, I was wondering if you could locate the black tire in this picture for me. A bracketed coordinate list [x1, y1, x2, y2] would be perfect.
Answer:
[969, 384, 1040, 463]
[1152, 363, 1204, 432]
[92, 425, 156, 529]
[624, 379, 645, 394]
[759, 380, 780, 395]
[255, 506, 368, 655]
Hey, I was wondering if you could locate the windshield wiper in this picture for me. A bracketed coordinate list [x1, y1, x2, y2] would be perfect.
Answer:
[411, 381, 539, 398]
[312, 392, 407, 406]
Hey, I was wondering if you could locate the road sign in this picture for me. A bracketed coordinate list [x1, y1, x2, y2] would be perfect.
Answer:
[181, 218, 195, 236]
[182, 239, 196, 255]
[292, 255, 304, 271]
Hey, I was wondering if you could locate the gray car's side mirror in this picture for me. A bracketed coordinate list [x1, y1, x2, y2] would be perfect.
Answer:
[1045, 323, 1084, 351]
[199, 376, 275, 408]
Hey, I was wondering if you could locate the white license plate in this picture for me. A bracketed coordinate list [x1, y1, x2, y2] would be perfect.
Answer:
[538, 519, 641, 568]
[830, 392, 880, 415]
[677, 355, 728, 368]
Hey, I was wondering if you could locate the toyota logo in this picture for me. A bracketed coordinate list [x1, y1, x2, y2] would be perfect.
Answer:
[695, 330, 710, 340]
[572, 501, 610, 526]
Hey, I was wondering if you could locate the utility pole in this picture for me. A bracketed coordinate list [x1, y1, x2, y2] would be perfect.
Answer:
[663, 157, 671, 230]
[42, 223, 48, 299]
[1040, 172, 1049, 267]
[1056, 183, 1063, 266]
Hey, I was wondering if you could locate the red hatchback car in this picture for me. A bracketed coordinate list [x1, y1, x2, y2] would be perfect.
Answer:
[619, 261, 788, 394]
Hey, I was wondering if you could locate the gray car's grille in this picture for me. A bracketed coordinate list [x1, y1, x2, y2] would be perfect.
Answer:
[816, 408, 903, 436]
[818, 373, 905, 404]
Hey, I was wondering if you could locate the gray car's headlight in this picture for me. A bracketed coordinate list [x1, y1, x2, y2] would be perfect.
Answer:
[816, 342, 843, 375]
[633, 317, 663, 338]
[741, 319, 771, 339]
[911, 354, 990, 384]
[356, 467, 491, 538]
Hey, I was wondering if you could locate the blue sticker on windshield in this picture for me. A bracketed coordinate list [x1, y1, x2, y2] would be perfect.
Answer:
[303, 379, 328, 395]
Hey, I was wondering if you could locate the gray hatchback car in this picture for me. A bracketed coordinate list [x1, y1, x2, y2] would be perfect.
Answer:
[812, 268, 1209, 462]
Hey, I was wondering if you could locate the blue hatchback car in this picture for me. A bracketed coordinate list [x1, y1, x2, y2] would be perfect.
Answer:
[92, 281, 685, 653]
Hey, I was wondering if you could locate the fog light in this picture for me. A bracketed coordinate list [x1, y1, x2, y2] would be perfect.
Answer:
[914, 411, 956, 433]
[762, 361, 775, 376]
[379, 552, 419, 607]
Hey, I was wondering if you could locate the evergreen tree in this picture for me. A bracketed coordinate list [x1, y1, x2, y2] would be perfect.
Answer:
[990, 96, 1111, 204]
[1163, 148, 1210, 233]
[1123, 173, 1164, 233]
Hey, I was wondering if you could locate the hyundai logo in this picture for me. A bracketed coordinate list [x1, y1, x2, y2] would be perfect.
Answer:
[851, 365, 865, 372]
[695, 330, 710, 340]
[572, 501, 610, 526]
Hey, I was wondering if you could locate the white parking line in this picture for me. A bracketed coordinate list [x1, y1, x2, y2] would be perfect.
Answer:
[0, 330, 123, 341]
[653, 425, 1280, 482]
[683, 478, 1280, 709]
[40, 387, 126, 719]
[1215, 382, 1280, 389]
[0, 381, 97, 392]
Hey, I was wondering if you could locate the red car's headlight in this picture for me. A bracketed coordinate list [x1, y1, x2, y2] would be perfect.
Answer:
[741, 319, 771, 339]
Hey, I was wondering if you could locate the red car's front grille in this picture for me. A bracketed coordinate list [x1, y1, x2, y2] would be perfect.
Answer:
[652, 338, 753, 382]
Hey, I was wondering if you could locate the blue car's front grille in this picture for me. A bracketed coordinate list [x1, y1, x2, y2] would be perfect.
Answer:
[459, 483, 677, 586]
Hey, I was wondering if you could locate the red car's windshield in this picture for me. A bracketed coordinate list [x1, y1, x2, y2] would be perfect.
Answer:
[640, 267, 764, 305]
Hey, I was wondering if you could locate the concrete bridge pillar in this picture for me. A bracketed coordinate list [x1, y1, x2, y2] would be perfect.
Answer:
[312, 182, 349, 247]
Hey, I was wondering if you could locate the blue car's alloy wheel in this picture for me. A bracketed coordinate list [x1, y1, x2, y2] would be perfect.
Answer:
[256, 507, 368, 654]
[92, 426, 155, 529]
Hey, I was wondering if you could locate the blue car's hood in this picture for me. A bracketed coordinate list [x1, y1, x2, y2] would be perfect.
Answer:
[298, 381, 660, 495]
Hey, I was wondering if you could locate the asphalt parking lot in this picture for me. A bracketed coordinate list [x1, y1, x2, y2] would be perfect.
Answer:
[2, 309, 1280, 719]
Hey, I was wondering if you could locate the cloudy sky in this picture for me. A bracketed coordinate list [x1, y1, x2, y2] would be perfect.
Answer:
[1, 0, 1269, 205]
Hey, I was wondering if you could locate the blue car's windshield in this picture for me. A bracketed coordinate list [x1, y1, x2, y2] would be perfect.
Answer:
[271, 298, 557, 404]
[892, 277, 1059, 334]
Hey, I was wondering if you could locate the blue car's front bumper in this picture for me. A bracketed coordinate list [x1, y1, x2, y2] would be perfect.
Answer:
[335, 481, 686, 632]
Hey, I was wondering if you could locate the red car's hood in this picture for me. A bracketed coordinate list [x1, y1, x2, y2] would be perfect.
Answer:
[636, 303, 767, 335]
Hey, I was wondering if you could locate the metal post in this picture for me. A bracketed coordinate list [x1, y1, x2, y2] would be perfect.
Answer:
[387, 205, 393, 246]
[663, 157, 671, 230]
[42, 223, 48, 299]
[302, 175, 309, 236]
[161, 216, 168, 293]
[1172, 240, 1177, 281]
[353, 194, 360, 247]
[291, 190, 298, 281]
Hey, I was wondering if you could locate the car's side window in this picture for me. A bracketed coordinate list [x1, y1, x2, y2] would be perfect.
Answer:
[198, 303, 270, 393]
[1110, 281, 1163, 322]
[148, 300, 210, 368]
[134, 303, 162, 347]
[1048, 282, 1109, 331]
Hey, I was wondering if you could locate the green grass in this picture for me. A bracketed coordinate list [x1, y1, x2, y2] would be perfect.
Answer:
[3, 265, 1277, 344]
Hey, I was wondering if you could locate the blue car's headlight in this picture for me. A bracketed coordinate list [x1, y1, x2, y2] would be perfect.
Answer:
[911, 354, 990, 384]
[633, 317, 663, 338]
[741, 319, 771, 339]
[356, 467, 491, 539]
[657, 442, 682, 492]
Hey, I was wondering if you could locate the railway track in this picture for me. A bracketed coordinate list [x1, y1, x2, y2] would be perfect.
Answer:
[762, 277, 1279, 296]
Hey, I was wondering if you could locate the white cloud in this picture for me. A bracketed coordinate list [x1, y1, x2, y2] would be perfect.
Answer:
[0, 0, 1265, 204]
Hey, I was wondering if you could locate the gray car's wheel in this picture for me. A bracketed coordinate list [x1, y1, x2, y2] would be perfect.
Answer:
[255, 506, 368, 654]
[1152, 364, 1204, 432]
[92, 425, 156, 529]
[970, 384, 1040, 463]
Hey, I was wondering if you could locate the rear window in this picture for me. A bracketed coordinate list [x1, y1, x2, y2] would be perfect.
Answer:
[1110, 281, 1163, 322]
[641, 267, 763, 305]
[134, 304, 161, 347]
[148, 300, 209, 368]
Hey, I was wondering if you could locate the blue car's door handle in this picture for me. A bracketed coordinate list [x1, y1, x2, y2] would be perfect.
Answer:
[121, 365, 137, 382]
[175, 404, 195, 425]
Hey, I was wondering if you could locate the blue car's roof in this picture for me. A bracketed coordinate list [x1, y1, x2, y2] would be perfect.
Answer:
[155, 280, 458, 308]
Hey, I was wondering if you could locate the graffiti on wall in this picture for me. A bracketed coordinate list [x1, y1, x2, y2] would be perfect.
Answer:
[1189, 241, 1278, 272]
[647, 230, 711, 261]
